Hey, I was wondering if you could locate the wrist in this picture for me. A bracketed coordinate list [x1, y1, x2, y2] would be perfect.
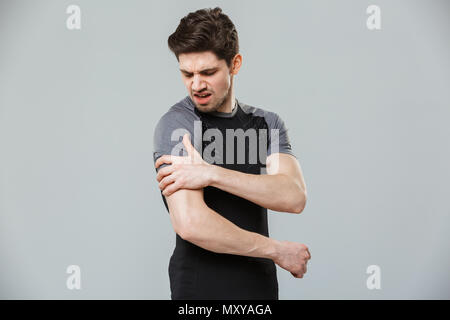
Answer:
[207, 164, 220, 187]
[267, 238, 282, 262]
[256, 235, 282, 262]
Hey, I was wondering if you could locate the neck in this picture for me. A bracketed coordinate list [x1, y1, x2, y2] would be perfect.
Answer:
[216, 85, 236, 114]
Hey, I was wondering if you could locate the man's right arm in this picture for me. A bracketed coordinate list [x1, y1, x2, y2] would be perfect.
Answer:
[166, 187, 277, 259]
[165, 188, 311, 278]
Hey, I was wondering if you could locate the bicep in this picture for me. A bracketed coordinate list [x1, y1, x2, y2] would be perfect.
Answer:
[266, 153, 307, 193]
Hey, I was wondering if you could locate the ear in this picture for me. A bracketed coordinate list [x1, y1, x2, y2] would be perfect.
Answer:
[230, 53, 242, 75]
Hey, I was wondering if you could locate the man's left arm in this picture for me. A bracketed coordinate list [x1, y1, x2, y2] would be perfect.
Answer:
[208, 152, 307, 213]
[206, 110, 307, 213]
[156, 110, 308, 214]
[156, 135, 307, 214]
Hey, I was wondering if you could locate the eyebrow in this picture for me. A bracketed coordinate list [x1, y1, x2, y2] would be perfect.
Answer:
[179, 67, 218, 74]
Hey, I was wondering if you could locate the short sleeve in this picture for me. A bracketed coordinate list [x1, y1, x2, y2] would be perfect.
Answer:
[153, 111, 196, 213]
[266, 111, 297, 159]
[153, 111, 193, 174]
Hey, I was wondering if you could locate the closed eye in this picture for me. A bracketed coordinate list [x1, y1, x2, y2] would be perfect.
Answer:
[182, 71, 217, 78]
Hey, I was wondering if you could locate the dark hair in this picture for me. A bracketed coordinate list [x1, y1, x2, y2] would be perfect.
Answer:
[168, 7, 239, 69]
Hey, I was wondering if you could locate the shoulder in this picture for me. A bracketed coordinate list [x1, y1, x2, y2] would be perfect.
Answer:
[239, 100, 287, 130]
[154, 96, 199, 136]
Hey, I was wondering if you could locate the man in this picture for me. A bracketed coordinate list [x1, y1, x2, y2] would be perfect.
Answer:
[153, 7, 310, 300]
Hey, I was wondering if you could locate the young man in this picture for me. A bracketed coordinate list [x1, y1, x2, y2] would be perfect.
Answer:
[153, 7, 310, 300]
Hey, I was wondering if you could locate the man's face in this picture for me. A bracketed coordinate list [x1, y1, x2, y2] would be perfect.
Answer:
[179, 51, 233, 113]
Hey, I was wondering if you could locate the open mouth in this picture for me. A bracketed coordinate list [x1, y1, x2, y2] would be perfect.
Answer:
[194, 93, 212, 103]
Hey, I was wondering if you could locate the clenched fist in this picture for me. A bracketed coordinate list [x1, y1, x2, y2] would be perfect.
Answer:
[273, 241, 311, 278]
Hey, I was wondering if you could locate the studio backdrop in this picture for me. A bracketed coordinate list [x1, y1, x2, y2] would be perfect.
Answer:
[0, 0, 449, 299]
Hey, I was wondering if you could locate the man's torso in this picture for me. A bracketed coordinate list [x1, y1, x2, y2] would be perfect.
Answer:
[153, 95, 296, 299]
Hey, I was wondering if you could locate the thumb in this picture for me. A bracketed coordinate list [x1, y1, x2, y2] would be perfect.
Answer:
[182, 133, 194, 157]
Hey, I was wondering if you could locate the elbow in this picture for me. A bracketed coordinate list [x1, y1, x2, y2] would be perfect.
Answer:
[173, 217, 197, 241]
[291, 190, 307, 214]
[171, 205, 204, 242]
[174, 223, 190, 241]
[177, 228, 195, 242]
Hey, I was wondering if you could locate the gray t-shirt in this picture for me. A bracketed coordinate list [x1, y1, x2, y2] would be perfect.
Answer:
[154, 95, 296, 171]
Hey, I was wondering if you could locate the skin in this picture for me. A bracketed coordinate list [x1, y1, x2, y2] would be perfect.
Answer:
[178, 51, 240, 114]
[156, 50, 311, 278]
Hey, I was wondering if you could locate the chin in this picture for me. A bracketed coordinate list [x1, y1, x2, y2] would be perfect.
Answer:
[196, 103, 217, 113]
[198, 106, 214, 113]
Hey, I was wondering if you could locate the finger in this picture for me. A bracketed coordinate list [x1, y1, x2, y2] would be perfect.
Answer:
[182, 133, 195, 158]
[156, 154, 185, 168]
[294, 265, 306, 278]
[303, 246, 311, 260]
[156, 165, 176, 182]
[291, 271, 304, 279]
[162, 181, 181, 197]
[159, 173, 177, 191]
[182, 133, 204, 164]
[155, 155, 173, 169]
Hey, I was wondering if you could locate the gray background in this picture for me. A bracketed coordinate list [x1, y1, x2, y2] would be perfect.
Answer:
[1, 0, 449, 299]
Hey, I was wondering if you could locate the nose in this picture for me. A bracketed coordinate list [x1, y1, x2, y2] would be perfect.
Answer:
[192, 74, 206, 92]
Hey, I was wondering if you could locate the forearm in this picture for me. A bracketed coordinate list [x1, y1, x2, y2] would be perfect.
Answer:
[181, 203, 280, 260]
[209, 165, 305, 213]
